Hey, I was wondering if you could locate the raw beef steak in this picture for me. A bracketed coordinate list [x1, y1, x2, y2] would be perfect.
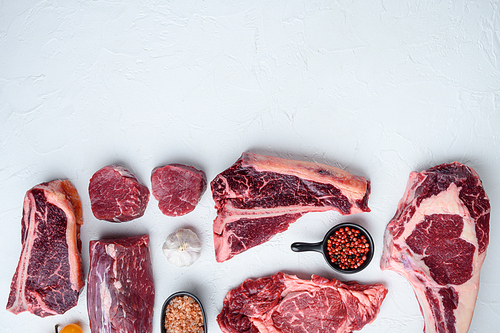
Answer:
[7, 180, 84, 317]
[89, 165, 150, 222]
[151, 163, 206, 216]
[87, 235, 155, 333]
[217, 272, 387, 333]
[211, 152, 371, 262]
[380, 162, 490, 333]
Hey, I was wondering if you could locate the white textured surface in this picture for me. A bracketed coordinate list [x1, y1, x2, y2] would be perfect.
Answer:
[1, 1, 499, 332]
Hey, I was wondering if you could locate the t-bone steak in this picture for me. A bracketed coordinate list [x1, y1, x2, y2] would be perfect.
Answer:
[217, 272, 388, 333]
[87, 234, 155, 333]
[89, 165, 150, 222]
[380, 162, 490, 333]
[151, 163, 207, 216]
[211, 152, 370, 262]
[6, 180, 84, 317]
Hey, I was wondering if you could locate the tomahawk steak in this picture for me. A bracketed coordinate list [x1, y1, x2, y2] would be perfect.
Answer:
[211, 152, 371, 262]
[151, 163, 206, 216]
[7, 180, 84, 317]
[87, 234, 155, 333]
[217, 272, 387, 333]
[89, 165, 150, 222]
[380, 162, 490, 333]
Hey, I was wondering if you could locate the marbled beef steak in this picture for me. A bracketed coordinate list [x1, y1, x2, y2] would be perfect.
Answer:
[89, 165, 150, 222]
[6, 180, 84, 317]
[381, 162, 490, 333]
[151, 163, 206, 216]
[211, 152, 371, 262]
[217, 272, 387, 333]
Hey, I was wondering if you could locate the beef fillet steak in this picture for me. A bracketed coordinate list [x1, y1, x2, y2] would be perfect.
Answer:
[151, 163, 206, 216]
[89, 165, 150, 222]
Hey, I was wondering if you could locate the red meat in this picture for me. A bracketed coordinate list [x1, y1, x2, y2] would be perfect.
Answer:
[211, 152, 371, 262]
[87, 235, 155, 333]
[89, 165, 150, 222]
[151, 164, 206, 216]
[218, 272, 387, 333]
[381, 162, 490, 333]
[6, 180, 84, 317]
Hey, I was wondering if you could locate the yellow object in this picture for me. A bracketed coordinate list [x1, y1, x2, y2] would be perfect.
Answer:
[59, 324, 83, 333]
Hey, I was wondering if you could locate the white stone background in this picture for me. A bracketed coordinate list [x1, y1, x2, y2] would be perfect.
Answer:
[1, 1, 499, 332]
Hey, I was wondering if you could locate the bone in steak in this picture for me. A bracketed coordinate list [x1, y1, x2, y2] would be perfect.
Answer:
[217, 272, 387, 333]
[89, 165, 150, 222]
[87, 234, 155, 333]
[211, 152, 370, 262]
[151, 163, 206, 216]
[6, 180, 84, 317]
[380, 162, 490, 333]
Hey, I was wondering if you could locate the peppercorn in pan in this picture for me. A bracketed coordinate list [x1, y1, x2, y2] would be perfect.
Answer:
[326, 226, 370, 270]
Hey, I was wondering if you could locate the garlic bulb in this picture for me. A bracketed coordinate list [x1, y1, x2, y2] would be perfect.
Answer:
[162, 228, 202, 267]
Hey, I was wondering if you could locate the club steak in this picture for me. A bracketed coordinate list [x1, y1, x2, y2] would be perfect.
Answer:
[6, 180, 84, 317]
[151, 163, 207, 216]
[380, 162, 490, 333]
[87, 235, 155, 333]
[211, 152, 370, 262]
[217, 272, 387, 333]
[89, 165, 150, 222]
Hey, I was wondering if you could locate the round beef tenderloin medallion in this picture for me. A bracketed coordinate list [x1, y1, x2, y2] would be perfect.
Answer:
[89, 165, 150, 222]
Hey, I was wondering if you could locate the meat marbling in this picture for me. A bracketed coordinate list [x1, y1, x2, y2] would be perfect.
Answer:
[211, 152, 370, 262]
[151, 163, 206, 216]
[6, 180, 84, 317]
[87, 234, 155, 333]
[217, 272, 388, 333]
[89, 165, 150, 222]
[380, 162, 490, 333]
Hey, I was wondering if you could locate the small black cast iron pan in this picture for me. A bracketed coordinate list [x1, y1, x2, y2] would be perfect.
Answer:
[291, 222, 374, 274]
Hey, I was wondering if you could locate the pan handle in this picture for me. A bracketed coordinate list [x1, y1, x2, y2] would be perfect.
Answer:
[291, 241, 323, 253]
